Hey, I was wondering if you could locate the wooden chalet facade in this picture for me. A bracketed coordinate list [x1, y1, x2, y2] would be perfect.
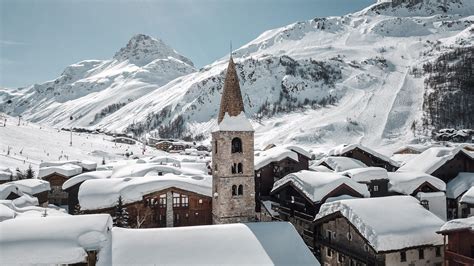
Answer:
[333, 146, 399, 172]
[431, 151, 474, 183]
[437, 219, 474, 266]
[84, 187, 212, 228]
[155, 141, 173, 151]
[41, 173, 71, 206]
[314, 214, 443, 266]
[270, 182, 365, 252]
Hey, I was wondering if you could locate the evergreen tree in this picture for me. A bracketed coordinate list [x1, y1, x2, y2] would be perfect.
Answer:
[25, 165, 35, 179]
[102, 157, 106, 165]
[113, 196, 129, 228]
[15, 167, 24, 180]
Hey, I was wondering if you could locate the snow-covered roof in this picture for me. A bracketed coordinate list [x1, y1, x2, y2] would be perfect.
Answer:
[341, 167, 388, 182]
[446, 172, 474, 199]
[317, 156, 367, 172]
[439, 216, 474, 233]
[271, 170, 370, 203]
[0, 183, 22, 199]
[394, 144, 436, 154]
[79, 160, 98, 171]
[328, 144, 400, 167]
[309, 164, 333, 172]
[387, 172, 446, 195]
[399, 146, 474, 174]
[214, 112, 254, 132]
[255, 145, 310, 170]
[9, 179, 51, 195]
[0, 214, 112, 265]
[62, 170, 112, 190]
[390, 153, 418, 166]
[39, 160, 97, 171]
[315, 196, 445, 252]
[38, 163, 83, 178]
[0, 168, 13, 181]
[112, 222, 319, 265]
[109, 163, 203, 179]
[460, 186, 474, 205]
[0, 195, 67, 221]
[136, 155, 181, 166]
[79, 174, 212, 210]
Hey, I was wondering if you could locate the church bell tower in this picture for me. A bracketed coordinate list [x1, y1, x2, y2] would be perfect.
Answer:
[211, 56, 256, 224]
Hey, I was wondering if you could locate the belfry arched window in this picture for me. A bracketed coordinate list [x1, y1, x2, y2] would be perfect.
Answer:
[238, 185, 243, 195]
[231, 163, 237, 174]
[231, 138, 242, 153]
[232, 185, 237, 196]
[237, 163, 243, 174]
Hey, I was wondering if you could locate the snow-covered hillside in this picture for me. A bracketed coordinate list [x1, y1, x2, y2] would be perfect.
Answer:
[1, 0, 473, 152]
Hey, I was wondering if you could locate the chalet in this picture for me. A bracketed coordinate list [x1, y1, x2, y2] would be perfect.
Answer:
[168, 141, 191, 153]
[62, 170, 112, 214]
[316, 156, 367, 172]
[459, 187, 474, 218]
[39, 160, 97, 172]
[0, 183, 22, 200]
[341, 167, 390, 197]
[112, 222, 320, 265]
[0, 167, 14, 184]
[393, 144, 436, 155]
[445, 172, 474, 220]
[387, 171, 447, 220]
[270, 170, 369, 251]
[254, 145, 311, 205]
[437, 216, 474, 265]
[398, 146, 474, 183]
[314, 196, 444, 266]
[38, 163, 83, 206]
[113, 136, 136, 145]
[78, 174, 212, 228]
[9, 179, 51, 206]
[328, 144, 400, 171]
[155, 140, 173, 151]
[0, 214, 112, 266]
[195, 144, 209, 152]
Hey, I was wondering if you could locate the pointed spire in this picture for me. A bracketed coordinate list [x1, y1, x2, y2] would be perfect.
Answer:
[217, 56, 245, 124]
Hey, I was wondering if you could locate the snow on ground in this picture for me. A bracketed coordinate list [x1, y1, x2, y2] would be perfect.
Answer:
[112, 222, 320, 265]
[0, 115, 167, 173]
[79, 173, 212, 210]
[271, 170, 369, 202]
[387, 171, 446, 195]
[315, 196, 445, 252]
[0, 214, 112, 265]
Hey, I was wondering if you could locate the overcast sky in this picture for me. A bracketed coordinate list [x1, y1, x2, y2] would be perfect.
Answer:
[0, 0, 374, 88]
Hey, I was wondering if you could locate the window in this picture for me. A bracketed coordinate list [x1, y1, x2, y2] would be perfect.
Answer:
[159, 194, 166, 208]
[198, 199, 203, 204]
[347, 232, 352, 241]
[435, 247, 441, 257]
[214, 140, 218, 153]
[181, 195, 189, 207]
[231, 163, 237, 174]
[238, 185, 243, 195]
[326, 247, 332, 257]
[400, 251, 406, 262]
[237, 163, 243, 174]
[420, 200, 429, 210]
[173, 193, 181, 207]
[158, 171, 163, 176]
[231, 138, 242, 153]
[232, 185, 237, 196]
[418, 248, 424, 259]
[337, 253, 345, 263]
[373, 185, 379, 192]
[326, 230, 332, 241]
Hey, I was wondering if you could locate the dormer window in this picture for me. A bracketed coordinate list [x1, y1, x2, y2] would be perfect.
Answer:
[231, 138, 242, 153]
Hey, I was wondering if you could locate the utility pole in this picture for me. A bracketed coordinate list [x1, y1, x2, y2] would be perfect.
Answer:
[17, 115, 21, 126]
[69, 115, 73, 146]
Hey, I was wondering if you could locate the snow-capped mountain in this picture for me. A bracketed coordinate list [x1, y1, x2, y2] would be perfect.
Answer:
[2, 0, 473, 152]
[0, 34, 195, 128]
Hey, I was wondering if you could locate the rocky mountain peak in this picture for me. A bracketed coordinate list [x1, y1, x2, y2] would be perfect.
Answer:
[113, 34, 194, 67]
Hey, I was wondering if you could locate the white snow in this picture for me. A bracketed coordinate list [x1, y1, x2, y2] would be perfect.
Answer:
[460, 186, 474, 205]
[315, 196, 445, 252]
[387, 171, 445, 195]
[8, 179, 51, 195]
[79, 173, 211, 210]
[317, 156, 367, 172]
[446, 172, 474, 199]
[398, 147, 473, 174]
[62, 170, 112, 190]
[416, 191, 447, 221]
[109, 162, 204, 179]
[439, 216, 474, 233]
[0, 183, 21, 199]
[0, 214, 112, 265]
[341, 167, 389, 182]
[328, 144, 400, 168]
[38, 163, 83, 178]
[0, 167, 13, 181]
[271, 170, 370, 203]
[255, 145, 310, 170]
[214, 112, 254, 132]
[112, 222, 320, 265]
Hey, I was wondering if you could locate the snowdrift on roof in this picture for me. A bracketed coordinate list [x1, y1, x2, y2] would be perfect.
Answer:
[316, 196, 444, 252]
[38, 163, 83, 178]
[387, 171, 446, 195]
[439, 216, 474, 233]
[446, 172, 474, 199]
[399, 147, 473, 174]
[112, 222, 320, 265]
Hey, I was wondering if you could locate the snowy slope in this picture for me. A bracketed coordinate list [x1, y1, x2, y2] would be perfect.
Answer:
[2, 0, 473, 153]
